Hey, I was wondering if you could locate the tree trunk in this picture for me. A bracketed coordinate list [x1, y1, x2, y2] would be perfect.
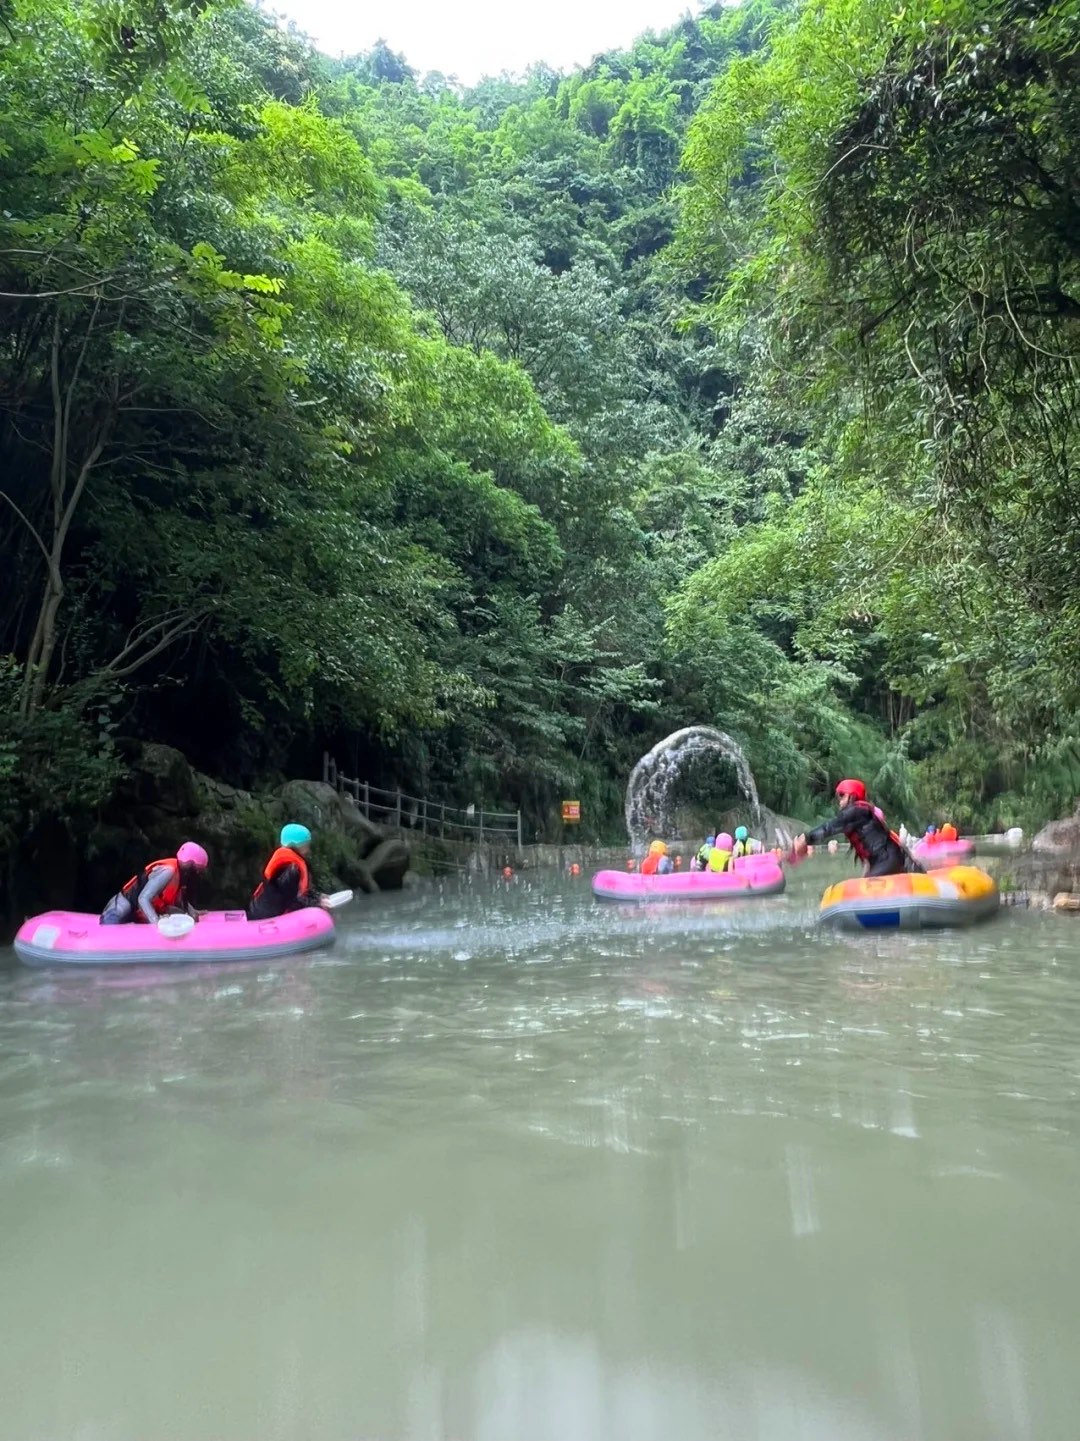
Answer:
[19, 304, 108, 719]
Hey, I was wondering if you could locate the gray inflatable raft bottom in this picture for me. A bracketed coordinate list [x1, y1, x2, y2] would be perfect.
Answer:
[14, 932, 336, 966]
[818, 893, 1000, 931]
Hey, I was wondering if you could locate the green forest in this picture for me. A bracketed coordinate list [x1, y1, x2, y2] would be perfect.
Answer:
[2, 0, 1078, 874]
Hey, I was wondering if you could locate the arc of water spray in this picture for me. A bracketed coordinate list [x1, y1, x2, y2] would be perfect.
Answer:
[624, 726, 762, 856]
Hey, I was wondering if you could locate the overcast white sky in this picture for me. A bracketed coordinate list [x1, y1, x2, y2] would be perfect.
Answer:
[271, 0, 703, 85]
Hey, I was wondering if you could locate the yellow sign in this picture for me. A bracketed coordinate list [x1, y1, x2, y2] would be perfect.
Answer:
[561, 800, 581, 823]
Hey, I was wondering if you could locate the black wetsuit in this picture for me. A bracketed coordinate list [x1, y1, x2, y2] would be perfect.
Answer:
[806, 803, 915, 877]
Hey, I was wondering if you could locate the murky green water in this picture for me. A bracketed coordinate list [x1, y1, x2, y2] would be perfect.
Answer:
[2, 861, 1079, 1441]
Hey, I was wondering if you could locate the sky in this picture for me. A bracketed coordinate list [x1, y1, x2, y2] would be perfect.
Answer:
[272, 0, 703, 86]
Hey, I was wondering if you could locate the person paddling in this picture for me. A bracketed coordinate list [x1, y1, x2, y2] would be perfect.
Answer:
[248, 824, 328, 920]
[793, 779, 919, 878]
[100, 842, 209, 925]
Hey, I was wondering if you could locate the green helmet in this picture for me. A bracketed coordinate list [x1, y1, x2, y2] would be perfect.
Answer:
[735, 825, 748, 842]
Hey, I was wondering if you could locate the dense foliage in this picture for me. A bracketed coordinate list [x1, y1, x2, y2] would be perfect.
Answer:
[677, 0, 1080, 825]
[1, 0, 1077, 882]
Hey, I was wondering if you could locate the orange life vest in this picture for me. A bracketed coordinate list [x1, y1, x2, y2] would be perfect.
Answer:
[252, 846, 312, 905]
[121, 858, 182, 920]
[640, 853, 660, 875]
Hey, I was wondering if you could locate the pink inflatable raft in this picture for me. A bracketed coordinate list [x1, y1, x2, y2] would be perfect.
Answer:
[13, 908, 336, 966]
[592, 853, 785, 902]
[911, 838, 976, 867]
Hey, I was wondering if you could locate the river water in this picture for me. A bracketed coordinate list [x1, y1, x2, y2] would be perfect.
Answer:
[1, 861, 1079, 1441]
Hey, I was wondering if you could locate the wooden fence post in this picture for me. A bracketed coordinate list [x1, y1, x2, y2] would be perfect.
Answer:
[395, 789, 402, 829]
[362, 781, 369, 818]
[516, 810, 522, 851]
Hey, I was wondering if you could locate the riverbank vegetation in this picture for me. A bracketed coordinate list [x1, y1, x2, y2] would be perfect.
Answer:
[2, 0, 1078, 884]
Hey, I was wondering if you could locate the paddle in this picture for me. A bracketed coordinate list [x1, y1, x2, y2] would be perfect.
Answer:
[157, 913, 196, 940]
[322, 889, 354, 910]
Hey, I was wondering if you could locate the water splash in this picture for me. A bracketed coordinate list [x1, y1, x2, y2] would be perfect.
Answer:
[624, 726, 760, 854]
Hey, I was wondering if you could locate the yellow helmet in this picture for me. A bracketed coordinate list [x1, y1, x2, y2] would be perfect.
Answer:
[649, 840, 667, 855]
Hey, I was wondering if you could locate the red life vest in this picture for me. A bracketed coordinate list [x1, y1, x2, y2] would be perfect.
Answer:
[252, 846, 312, 905]
[121, 858, 182, 920]
[640, 853, 660, 875]
[845, 801, 903, 862]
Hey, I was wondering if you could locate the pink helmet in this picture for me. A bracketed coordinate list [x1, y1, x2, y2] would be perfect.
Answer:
[717, 832, 733, 849]
[177, 841, 209, 869]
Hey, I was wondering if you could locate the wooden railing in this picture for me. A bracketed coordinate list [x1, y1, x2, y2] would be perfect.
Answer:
[323, 754, 522, 849]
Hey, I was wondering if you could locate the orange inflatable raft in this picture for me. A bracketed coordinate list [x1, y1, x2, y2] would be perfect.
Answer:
[819, 866, 999, 932]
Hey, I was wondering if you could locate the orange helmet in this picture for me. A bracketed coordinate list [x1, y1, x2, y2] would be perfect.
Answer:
[940, 823, 958, 842]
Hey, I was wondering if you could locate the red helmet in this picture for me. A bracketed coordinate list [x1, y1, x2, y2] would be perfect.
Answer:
[834, 778, 867, 803]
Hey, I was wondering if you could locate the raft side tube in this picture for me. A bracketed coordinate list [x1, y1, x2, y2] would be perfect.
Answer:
[13, 908, 337, 966]
[818, 866, 999, 932]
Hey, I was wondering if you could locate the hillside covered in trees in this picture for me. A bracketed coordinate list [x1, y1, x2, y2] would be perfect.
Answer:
[1, 0, 1078, 882]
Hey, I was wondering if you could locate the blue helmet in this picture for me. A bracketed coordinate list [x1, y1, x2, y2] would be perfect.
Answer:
[704, 835, 715, 848]
[735, 826, 748, 842]
[280, 823, 312, 848]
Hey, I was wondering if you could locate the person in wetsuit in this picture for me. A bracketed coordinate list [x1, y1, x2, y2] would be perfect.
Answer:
[794, 779, 919, 877]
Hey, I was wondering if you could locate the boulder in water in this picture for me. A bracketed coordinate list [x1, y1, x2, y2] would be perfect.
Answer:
[362, 836, 411, 891]
[1032, 817, 1080, 855]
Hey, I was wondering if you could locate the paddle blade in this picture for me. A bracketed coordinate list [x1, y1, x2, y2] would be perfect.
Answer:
[323, 889, 354, 910]
[157, 913, 196, 939]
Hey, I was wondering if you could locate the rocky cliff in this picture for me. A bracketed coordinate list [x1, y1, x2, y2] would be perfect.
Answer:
[6, 744, 409, 930]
